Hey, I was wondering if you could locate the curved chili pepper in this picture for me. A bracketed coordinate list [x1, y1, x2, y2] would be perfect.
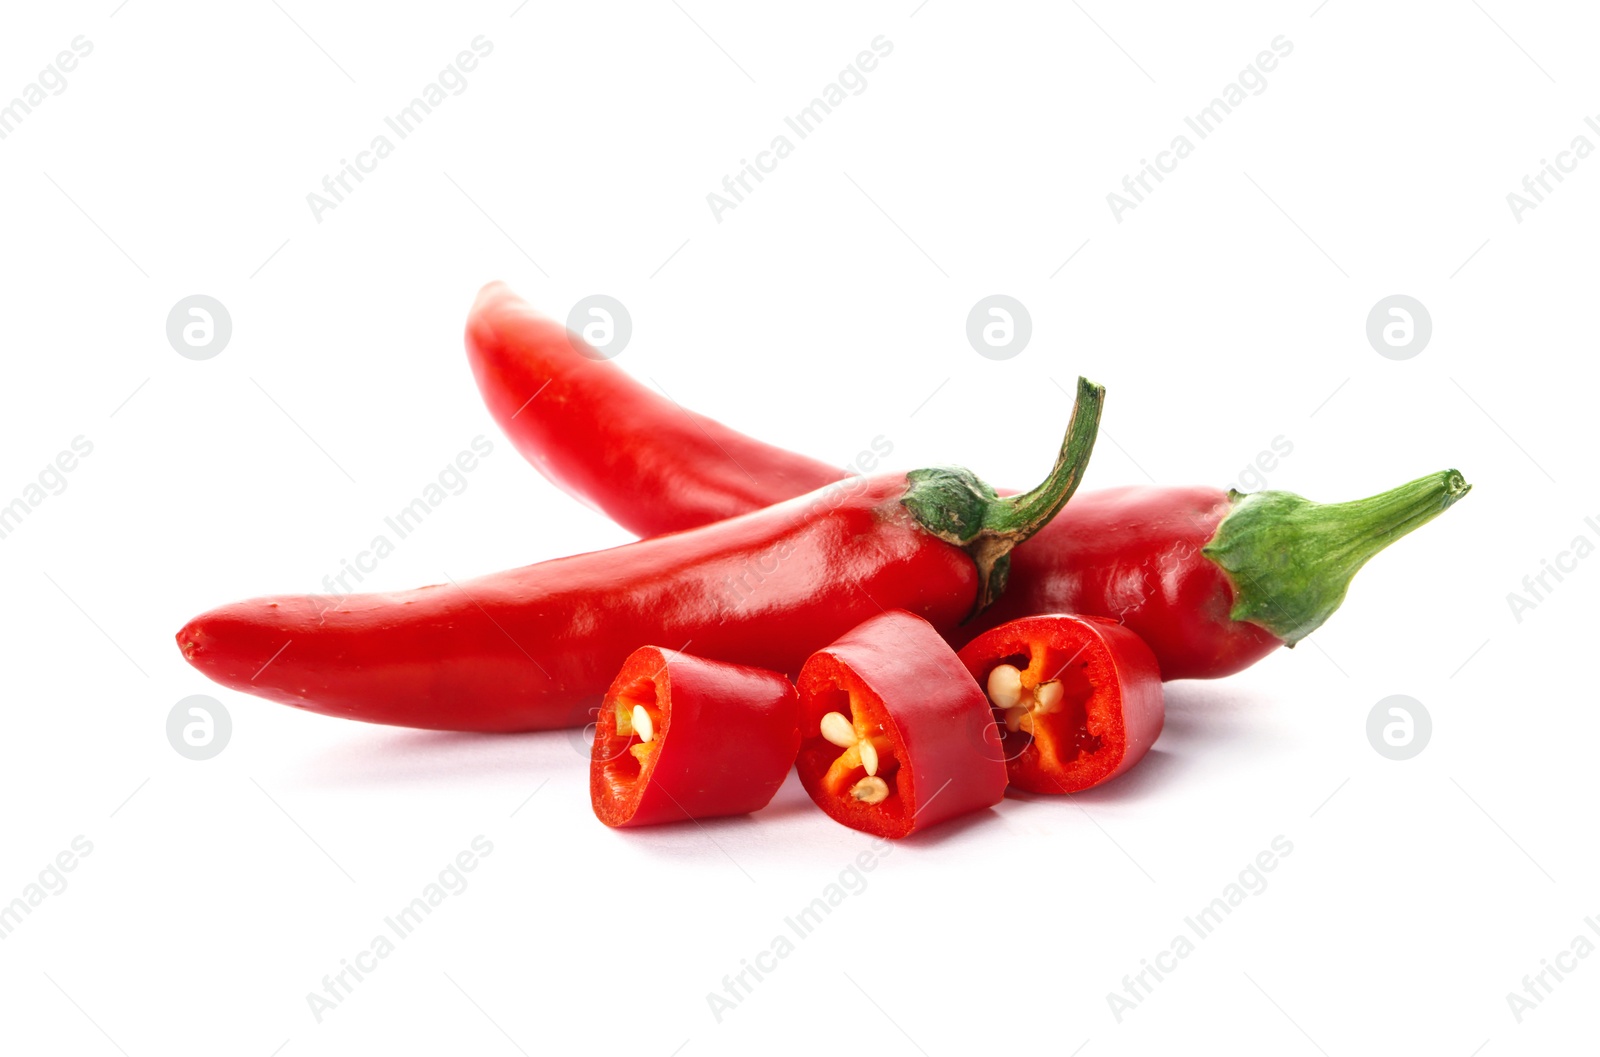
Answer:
[591, 647, 799, 827]
[465, 282, 844, 535]
[175, 381, 1104, 732]
[796, 610, 1007, 838]
[956, 614, 1163, 794]
[465, 286, 1470, 680]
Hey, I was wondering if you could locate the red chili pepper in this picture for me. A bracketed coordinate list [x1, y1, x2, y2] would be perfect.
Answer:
[970, 475, 1471, 678]
[590, 647, 799, 827]
[956, 615, 1163, 794]
[465, 288, 1470, 680]
[465, 282, 844, 536]
[796, 611, 1007, 838]
[175, 381, 1103, 732]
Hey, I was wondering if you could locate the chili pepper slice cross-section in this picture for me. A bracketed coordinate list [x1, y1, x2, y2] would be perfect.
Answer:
[591, 646, 800, 828]
[796, 610, 1008, 839]
[957, 614, 1163, 794]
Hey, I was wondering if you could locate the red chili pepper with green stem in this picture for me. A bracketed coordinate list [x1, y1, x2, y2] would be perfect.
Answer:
[969, 475, 1471, 677]
[176, 381, 1104, 732]
[466, 285, 1471, 679]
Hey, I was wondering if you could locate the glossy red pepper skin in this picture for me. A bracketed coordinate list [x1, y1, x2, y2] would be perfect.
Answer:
[465, 282, 843, 536]
[795, 611, 1008, 839]
[971, 487, 1282, 680]
[590, 647, 799, 828]
[462, 288, 1274, 679]
[176, 477, 978, 733]
[956, 614, 1164, 794]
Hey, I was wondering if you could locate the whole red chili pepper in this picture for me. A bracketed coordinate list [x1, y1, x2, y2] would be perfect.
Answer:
[175, 381, 1103, 732]
[796, 610, 1008, 838]
[956, 614, 1164, 794]
[466, 282, 844, 536]
[467, 286, 1470, 680]
[590, 647, 799, 828]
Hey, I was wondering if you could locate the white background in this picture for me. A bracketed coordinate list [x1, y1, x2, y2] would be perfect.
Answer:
[1, 1, 1595, 1053]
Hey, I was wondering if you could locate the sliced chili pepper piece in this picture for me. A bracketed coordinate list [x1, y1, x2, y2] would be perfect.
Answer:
[796, 611, 1007, 839]
[957, 614, 1163, 794]
[591, 647, 799, 828]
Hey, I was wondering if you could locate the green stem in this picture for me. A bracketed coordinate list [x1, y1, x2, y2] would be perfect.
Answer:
[1202, 469, 1472, 645]
[901, 376, 1105, 617]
